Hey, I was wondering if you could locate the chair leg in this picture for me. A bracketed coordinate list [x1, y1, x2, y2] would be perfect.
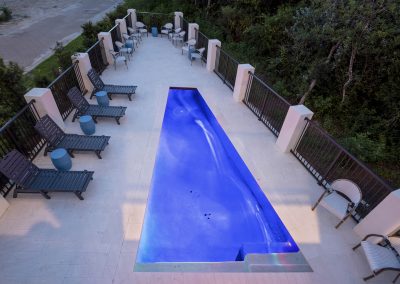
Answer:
[393, 273, 400, 283]
[68, 150, 75, 158]
[40, 191, 51, 199]
[95, 151, 102, 159]
[352, 242, 361, 250]
[116, 117, 121, 125]
[311, 191, 328, 211]
[335, 211, 352, 229]
[128, 94, 132, 101]
[75, 192, 84, 200]
[363, 274, 375, 281]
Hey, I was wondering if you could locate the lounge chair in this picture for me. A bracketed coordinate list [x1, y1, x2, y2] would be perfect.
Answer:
[311, 179, 362, 228]
[35, 115, 110, 159]
[67, 87, 127, 125]
[0, 150, 94, 200]
[87, 69, 137, 101]
[353, 234, 400, 282]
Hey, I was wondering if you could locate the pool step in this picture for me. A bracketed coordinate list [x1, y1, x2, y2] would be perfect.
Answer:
[245, 253, 313, 272]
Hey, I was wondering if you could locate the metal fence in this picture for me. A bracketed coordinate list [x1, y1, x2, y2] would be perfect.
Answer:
[47, 62, 86, 120]
[0, 101, 45, 197]
[292, 118, 394, 220]
[87, 39, 108, 75]
[110, 24, 121, 51]
[244, 73, 291, 136]
[214, 46, 239, 90]
[181, 17, 189, 41]
[137, 12, 174, 31]
[195, 28, 208, 62]
[124, 13, 132, 28]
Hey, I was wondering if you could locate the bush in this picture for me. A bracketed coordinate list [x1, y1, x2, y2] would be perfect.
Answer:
[0, 6, 12, 22]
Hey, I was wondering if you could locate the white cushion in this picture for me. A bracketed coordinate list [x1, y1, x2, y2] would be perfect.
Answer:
[320, 191, 349, 219]
[361, 241, 400, 272]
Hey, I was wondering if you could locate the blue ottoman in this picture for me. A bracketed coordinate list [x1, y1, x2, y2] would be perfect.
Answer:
[125, 40, 134, 50]
[95, 91, 109, 106]
[151, 27, 158, 37]
[79, 115, 96, 135]
[51, 148, 72, 171]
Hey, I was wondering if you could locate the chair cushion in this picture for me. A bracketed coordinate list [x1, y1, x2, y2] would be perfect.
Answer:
[361, 241, 400, 272]
[320, 191, 349, 219]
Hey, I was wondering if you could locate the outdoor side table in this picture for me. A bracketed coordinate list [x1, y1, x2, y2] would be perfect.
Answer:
[96, 91, 109, 106]
[51, 148, 72, 171]
[79, 115, 96, 135]
[151, 27, 158, 37]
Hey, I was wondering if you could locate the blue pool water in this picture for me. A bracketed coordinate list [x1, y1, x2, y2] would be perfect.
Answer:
[136, 88, 299, 263]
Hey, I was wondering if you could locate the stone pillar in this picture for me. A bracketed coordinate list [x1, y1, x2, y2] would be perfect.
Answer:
[206, 39, 221, 72]
[276, 105, 314, 153]
[354, 189, 400, 239]
[233, 64, 255, 102]
[128, 9, 137, 29]
[24, 88, 65, 130]
[71, 53, 93, 93]
[188, 23, 199, 40]
[0, 196, 9, 219]
[174, 12, 183, 29]
[98, 32, 114, 65]
[115, 19, 127, 37]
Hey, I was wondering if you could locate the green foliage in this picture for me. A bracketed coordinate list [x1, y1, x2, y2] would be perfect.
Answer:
[0, 6, 12, 22]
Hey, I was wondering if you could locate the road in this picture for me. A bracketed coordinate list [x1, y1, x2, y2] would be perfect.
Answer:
[0, 0, 123, 71]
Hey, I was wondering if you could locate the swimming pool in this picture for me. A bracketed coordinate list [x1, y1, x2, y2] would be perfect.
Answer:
[135, 88, 309, 272]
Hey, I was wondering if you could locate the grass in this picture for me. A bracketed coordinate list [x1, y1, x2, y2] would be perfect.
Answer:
[27, 35, 85, 86]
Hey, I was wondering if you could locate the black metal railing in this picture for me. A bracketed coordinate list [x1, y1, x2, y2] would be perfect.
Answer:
[181, 17, 189, 41]
[244, 73, 291, 136]
[110, 24, 121, 51]
[195, 28, 208, 62]
[48, 62, 86, 120]
[137, 12, 174, 31]
[214, 46, 239, 90]
[124, 13, 132, 28]
[87, 39, 108, 75]
[292, 118, 394, 220]
[0, 101, 45, 197]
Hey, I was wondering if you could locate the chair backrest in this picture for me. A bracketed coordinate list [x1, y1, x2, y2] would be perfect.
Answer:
[122, 34, 130, 40]
[331, 179, 362, 205]
[163, 23, 173, 29]
[115, 41, 124, 49]
[66, 87, 89, 112]
[34, 115, 65, 146]
[0, 150, 39, 187]
[136, 21, 145, 28]
[174, 28, 182, 33]
[87, 69, 105, 90]
[389, 236, 400, 256]
[127, 27, 136, 34]
[187, 39, 196, 46]
[179, 31, 186, 37]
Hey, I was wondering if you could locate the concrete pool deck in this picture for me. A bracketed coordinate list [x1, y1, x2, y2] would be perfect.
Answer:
[0, 36, 395, 283]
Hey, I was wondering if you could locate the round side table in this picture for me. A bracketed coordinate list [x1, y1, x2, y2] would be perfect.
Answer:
[50, 148, 72, 171]
[79, 115, 96, 135]
[96, 91, 109, 106]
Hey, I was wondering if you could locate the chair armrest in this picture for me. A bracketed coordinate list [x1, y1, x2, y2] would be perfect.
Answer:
[361, 234, 387, 242]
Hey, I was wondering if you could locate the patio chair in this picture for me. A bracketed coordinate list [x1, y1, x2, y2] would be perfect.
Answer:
[182, 39, 196, 55]
[87, 69, 137, 101]
[172, 31, 186, 46]
[122, 33, 138, 49]
[190, 48, 206, 66]
[0, 149, 94, 200]
[160, 23, 173, 37]
[169, 28, 182, 41]
[35, 115, 110, 159]
[127, 27, 142, 43]
[67, 87, 127, 125]
[353, 234, 400, 282]
[115, 41, 133, 60]
[311, 179, 362, 228]
[136, 22, 148, 37]
[109, 50, 128, 70]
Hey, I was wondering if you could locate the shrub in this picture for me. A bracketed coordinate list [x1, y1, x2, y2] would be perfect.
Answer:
[0, 6, 12, 22]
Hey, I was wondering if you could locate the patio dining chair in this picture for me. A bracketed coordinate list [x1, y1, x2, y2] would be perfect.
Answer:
[115, 41, 133, 60]
[0, 149, 94, 200]
[87, 69, 137, 101]
[35, 115, 110, 159]
[172, 31, 186, 46]
[169, 28, 181, 41]
[311, 179, 362, 228]
[161, 23, 173, 37]
[128, 27, 142, 43]
[182, 39, 196, 55]
[67, 87, 127, 125]
[136, 22, 148, 37]
[122, 33, 138, 49]
[109, 50, 128, 70]
[353, 234, 400, 282]
[190, 48, 206, 66]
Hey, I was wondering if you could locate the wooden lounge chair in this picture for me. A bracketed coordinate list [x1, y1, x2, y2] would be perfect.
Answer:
[0, 150, 94, 200]
[87, 69, 137, 101]
[67, 87, 127, 125]
[353, 234, 400, 282]
[35, 115, 110, 159]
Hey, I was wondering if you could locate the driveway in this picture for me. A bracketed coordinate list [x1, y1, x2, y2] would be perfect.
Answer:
[0, 0, 123, 71]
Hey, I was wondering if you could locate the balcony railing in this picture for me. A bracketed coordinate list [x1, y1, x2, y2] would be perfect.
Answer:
[87, 39, 108, 75]
[124, 13, 132, 29]
[244, 73, 291, 136]
[195, 28, 208, 62]
[292, 118, 394, 220]
[0, 101, 45, 197]
[47, 62, 86, 120]
[137, 12, 174, 31]
[214, 46, 239, 90]
[110, 23, 121, 51]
